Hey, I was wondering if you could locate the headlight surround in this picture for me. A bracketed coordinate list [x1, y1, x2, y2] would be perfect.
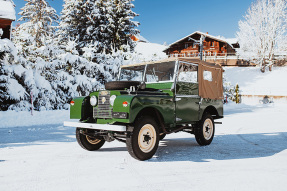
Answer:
[90, 96, 98, 106]
[110, 95, 116, 106]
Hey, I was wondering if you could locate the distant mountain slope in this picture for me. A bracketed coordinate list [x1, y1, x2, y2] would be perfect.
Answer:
[131, 42, 168, 63]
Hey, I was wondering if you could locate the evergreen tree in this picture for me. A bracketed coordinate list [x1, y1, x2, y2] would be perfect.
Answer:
[106, 0, 139, 53]
[13, 0, 59, 62]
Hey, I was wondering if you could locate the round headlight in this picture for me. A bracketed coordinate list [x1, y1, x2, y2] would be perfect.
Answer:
[110, 95, 116, 106]
[90, 96, 97, 106]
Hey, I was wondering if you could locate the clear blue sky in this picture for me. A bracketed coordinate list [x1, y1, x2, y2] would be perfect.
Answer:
[13, 0, 253, 44]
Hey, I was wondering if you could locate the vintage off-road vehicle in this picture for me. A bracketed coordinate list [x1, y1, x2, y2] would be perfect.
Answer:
[64, 58, 224, 160]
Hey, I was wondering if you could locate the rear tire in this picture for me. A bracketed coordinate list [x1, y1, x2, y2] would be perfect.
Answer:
[126, 116, 159, 161]
[76, 128, 105, 151]
[194, 113, 215, 146]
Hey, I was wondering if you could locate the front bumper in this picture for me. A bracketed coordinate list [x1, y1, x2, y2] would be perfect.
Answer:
[63, 121, 126, 132]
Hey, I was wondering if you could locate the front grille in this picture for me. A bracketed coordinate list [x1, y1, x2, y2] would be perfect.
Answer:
[93, 91, 112, 119]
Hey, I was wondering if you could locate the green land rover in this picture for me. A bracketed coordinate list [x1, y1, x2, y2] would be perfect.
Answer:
[64, 57, 224, 160]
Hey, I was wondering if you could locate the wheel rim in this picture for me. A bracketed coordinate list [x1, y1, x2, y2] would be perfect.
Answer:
[203, 118, 213, 140]
[86, 136, 101, 144]
[138, 124, 156, 153]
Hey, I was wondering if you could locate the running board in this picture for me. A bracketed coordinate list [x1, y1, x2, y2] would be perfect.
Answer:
[214, 122, 222, 124]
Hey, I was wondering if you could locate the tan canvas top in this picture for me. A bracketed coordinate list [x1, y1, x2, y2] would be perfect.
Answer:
[121, 58, 223, 100]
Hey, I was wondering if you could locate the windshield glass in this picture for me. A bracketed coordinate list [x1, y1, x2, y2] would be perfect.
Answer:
[119, 61, 176, 83]
[119, 65, 145, 81]
[145, 61, 175, 83]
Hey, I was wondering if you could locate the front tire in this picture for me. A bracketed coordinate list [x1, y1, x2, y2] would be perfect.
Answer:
[194, 113, 215, 146]
[76, 128, 105, 151]
[126, 116, 159, 161]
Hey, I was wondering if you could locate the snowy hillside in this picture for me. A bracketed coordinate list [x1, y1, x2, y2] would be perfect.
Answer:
[224, 66, 287, 96]
[131, 42, 168, 63]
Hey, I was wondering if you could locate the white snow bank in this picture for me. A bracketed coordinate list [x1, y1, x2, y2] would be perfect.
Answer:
[0, 110, 77, 128]
[132, 42, 168, 63]
[224, 66, 287, 96]
[0, 38, 18, 58]
[0, 0, 16, 20]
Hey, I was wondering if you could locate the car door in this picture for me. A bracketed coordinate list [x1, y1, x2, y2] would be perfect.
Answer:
[175, 62, 200, 123]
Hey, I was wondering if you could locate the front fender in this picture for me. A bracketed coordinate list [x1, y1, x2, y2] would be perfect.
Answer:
[70, 96, 85, 119]
[129, 96, 174, 124]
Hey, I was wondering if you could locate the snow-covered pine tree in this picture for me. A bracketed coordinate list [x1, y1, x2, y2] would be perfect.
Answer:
[11, 0, 61, 110]
[56, 0, 76, 49]
[58, 0, 101, 54]
[106, 0, 139, 53]
[0, 38, 31, 111]
[13, 0, 59, 62]
[236, 0, 287, 72]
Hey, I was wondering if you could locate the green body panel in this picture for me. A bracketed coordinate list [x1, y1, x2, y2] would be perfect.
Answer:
[112, 95, 133, 113]
[129, 95, 175, 125]
[70, 97, 85, 119]
[176, 82, 199, 95]
[175, 82, 200, 123]
[199, 99, 224, 119]
[146, 82, 173, 89]
[175, 97, 200, 123]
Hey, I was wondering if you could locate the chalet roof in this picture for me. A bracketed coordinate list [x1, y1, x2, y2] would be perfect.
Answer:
[164, 31, 238, 52]
[0, 0, 16, 21]
[136, 34, 149, 43]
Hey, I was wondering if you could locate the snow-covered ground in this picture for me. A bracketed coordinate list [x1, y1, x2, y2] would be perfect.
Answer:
[224, 66, 287, 96]
[1, 102, 287, 191]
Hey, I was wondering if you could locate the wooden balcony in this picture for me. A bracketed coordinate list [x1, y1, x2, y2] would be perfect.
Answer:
[168, 52, 254, 66]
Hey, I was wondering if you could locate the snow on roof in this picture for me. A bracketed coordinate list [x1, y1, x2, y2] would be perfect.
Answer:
[0, 0, 16, 21]
[134, 34, 149, 43]
[164, 31, 237, 51]
[224, 38, 238, 45]
[138, 34, 149, 43]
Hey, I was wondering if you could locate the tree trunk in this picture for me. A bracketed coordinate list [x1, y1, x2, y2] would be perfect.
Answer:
[260, 58, 266, 73]
[269, 64, 272, 71]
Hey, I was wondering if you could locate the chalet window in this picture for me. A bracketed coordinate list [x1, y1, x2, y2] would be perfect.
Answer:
[211, 42, 215, 47]
[185, 43, 188, 49]
[193, 43, 196, 48]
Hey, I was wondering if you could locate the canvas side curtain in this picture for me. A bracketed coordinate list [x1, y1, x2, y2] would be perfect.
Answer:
[198, 61, 223, 100]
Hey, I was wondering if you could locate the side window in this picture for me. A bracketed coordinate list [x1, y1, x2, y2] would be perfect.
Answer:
[177, 62, 198, 83]
[203, 70, 213, 81]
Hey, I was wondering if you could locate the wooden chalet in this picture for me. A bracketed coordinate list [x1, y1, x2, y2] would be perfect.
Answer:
[164, 31, 252, 66]
[0, 0, 15, 39]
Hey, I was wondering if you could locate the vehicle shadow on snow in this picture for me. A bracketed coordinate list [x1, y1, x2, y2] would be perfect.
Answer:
[152, 132, 287, 162]
[0, 124, 75, 148]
